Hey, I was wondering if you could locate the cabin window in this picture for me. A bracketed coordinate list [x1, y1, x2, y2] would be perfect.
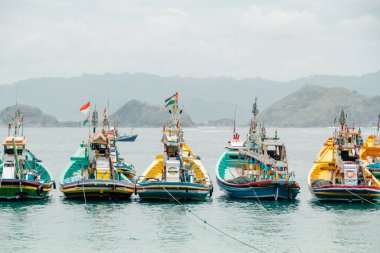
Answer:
[92, 144, 107, 155]
[167, 146, 178, 157]
[229, 155, 239, 160]
[340, 150, 356, 162]
[267, 145, 282, 161]
[5, 147, 23, 155]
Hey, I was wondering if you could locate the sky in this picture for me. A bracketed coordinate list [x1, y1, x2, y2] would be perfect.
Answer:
[0, 0, 380, 84]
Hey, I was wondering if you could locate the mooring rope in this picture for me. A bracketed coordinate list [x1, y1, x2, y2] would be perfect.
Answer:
[82, 183, 87, 205]
[160, 186, 266, 253]
[344, 189, 380, 208]
[252, 188, 267, 210]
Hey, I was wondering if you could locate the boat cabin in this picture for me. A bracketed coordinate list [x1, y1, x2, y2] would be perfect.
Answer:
[261, 140, 286, 162]
[1, 137, 27, 180]
[90, 132, 109, 157]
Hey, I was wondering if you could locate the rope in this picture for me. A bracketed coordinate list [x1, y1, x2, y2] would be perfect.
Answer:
[82, 183, 87, 205]
[252, 188, 267, 210]
[160, 186, 266, 253]
[344, 189, 380, 208]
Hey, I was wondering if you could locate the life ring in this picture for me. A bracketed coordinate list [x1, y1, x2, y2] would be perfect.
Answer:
[37, 185, 44, 196]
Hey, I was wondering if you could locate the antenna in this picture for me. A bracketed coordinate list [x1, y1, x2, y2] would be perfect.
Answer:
[16, 84, 19, 106]
[233, 106, 237, 134]
[107, 90, 110, 118]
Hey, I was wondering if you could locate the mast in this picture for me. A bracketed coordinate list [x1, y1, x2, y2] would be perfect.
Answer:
[92, 106, 98, 133]
[249, 97, 259, 141]
[339, 109, 346, 133]
[14, 107, 21, 136]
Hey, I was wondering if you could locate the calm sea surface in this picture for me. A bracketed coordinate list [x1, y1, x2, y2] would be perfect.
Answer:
[0, 127, 379, 253]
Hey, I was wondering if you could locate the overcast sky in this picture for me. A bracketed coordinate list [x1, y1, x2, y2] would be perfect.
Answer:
[1, 0, 379, 84]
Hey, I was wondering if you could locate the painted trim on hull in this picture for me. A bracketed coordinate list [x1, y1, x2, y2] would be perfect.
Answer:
[137, 183, 210, 201]
[137, 182, 209, 191]
[0, 180, 53, 199]
[217, 178, 299, 200]
[309, 185, 380, 201]
[60, 179, 135, 199]
[0, 179, 53, 189]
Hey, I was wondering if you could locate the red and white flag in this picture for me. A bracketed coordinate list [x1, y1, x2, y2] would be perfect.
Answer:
[80, 101, 90, 114]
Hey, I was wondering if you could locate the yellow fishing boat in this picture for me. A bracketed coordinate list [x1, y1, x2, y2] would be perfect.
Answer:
[360, 134, 380, 180]
[308, 110, 380, 202]
[136, 92, 212, 201]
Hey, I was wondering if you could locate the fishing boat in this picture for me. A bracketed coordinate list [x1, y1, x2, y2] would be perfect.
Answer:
[59, 104, 135, 200]
[117, 134, 138, 142]
[0, 107, 55, 200]
[216, 98, 300, 200]
[360, 116, 380, 179]
[308, 110, 380, 202]
[136, 92, 213, 201]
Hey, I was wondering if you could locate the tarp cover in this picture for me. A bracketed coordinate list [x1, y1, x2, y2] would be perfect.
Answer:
[91, 131, 107, 144]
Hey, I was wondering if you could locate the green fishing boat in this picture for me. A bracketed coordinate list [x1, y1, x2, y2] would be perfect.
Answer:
[59, 103, 135, 200]
[0, 107, 55, 200]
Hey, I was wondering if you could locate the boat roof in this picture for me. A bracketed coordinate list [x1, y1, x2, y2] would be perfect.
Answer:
[90, 131, 107, 144]
[105, 130, 115, 139]
[161, 129, 181, 145]
[2, 136, 27, 146]
[262, 140, 284, 146]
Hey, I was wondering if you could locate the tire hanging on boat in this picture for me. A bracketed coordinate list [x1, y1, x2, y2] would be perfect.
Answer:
[37, 185, 44, 196]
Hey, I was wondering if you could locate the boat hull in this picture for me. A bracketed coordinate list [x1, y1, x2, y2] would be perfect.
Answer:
[217, 178, 299, 200]
[117, 135, 138, 142]
[60, 179, 134, 200]
[368, 168, 380, 180]
[0, 179, 53, 200]
[136, 182, 210, 201]
[309, 185, 380, 202]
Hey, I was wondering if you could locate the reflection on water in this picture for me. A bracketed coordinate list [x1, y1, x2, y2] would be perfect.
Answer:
[308, 199, 379, 212]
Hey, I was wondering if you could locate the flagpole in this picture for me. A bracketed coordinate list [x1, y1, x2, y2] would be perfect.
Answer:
[88, 103, 91, 140]
[233, 105, 237, 134]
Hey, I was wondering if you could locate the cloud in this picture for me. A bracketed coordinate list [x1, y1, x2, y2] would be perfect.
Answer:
[0, 0, 379, 83]
[338, 15, 380, 40]
[241, 5, 325, 40]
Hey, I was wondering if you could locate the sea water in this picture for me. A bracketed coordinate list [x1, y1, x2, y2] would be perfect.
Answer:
[0, 127, 379, 253]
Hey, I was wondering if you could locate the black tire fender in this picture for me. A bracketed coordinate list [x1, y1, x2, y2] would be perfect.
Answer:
[37, 185, 44, 196]
[209, 185, 213, 197]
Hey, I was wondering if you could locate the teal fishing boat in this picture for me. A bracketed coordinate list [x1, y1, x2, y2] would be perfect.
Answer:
[59, 103, 135, 200]
[0, 107, 55, 200]
[216, 98, 300, 200]
[136, 92, 213, 201]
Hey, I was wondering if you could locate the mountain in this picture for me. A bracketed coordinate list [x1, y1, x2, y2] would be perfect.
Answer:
[0, 104, 60, 127]
[110, 100, 194, 127]
[205, 118, 234, 127]
[260, 85, 380, 127]
[1, 71, 379, 124]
